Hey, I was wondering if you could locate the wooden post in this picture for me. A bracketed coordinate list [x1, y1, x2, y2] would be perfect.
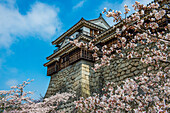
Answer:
[80, 48, 82, 58]
[86, 49, 87, 59]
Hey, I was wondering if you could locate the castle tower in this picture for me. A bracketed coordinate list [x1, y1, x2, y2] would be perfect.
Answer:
[44, 15, 110, 98]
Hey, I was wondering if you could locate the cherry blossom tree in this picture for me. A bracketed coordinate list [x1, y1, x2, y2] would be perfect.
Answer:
[71, 0, 170, 112]
[0, 79, 74, 113]
[0, 79, 34, 112]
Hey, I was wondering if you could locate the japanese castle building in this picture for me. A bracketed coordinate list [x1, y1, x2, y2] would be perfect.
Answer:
[44, 0, 169, 100]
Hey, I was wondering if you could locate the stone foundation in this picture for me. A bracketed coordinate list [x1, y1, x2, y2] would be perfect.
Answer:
[45, 60, 94, 98]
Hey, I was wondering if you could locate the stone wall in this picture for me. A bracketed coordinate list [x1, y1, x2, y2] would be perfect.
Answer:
[45, 44, 169, 112]
[45, 60, 94, 112]
[45, 60, 94, 98]
[92, 58, 147, 93]
[90, 44, 169, 94]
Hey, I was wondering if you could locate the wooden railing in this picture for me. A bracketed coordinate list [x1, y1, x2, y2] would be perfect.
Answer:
[47, 67, 55, 76]
[81, 48, 93, 60]
[47, 48, 94, 76]
[69, 49, 81, 64]
[47, 64, 59, 76]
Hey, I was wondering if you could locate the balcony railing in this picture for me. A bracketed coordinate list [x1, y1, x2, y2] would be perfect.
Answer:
[47, 64, 59, 76]
[47, 48, 94, 76]
[47, 66, 56, 76]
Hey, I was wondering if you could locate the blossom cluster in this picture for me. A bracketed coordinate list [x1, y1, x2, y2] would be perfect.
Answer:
[0, 80, 74, 113]
[75, 71, 169, 113]
[70, 0, 169, 71]
[71, 0, 170, 112]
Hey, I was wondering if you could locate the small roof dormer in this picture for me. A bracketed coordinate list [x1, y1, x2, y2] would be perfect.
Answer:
[88, 13, 110, 29]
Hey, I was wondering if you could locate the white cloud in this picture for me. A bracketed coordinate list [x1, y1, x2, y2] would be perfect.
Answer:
[0, 63, 19, 77]
[6, 79, 18, 87]
[8, 67, 18, 74]
[0, 1, 62, 49]
[72, 0, 85, 9]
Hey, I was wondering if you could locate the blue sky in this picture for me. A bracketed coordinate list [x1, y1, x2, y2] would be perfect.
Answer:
[0, 0, 152, 99]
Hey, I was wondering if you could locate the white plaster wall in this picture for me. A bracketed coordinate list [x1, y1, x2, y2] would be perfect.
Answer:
[90, 19, 109, 29]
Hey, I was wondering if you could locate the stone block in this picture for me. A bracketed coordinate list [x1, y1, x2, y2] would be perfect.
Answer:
[106, 70, 110, 73]
[118, 69, 122, 73]
[112, 71, 117, 75]
[125, 62, 129, 66]
[116, 60, 120, 63]
[122, 67, 128, 71]
[126, 70, 130, 74]
[75, 75, 81, 81]
[120, 64, 126, 68]
[137, 66, 143, 69]
[121, 71, 125, 75]
[131, 67, 136, 72]
[117, 63, 121, 67]
[114, 63, 117, 67]
[117, 73, 121, 76]
[134, 70, 139, 75]
[105, 74, 109, 77]
[128, 65, 132, 69]
[128, 73, 134, 77]
[134, 62, 139, 66]
[110, 64, 114, 68]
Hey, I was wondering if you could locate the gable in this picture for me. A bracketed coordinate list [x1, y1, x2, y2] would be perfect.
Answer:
[89, 18, 110, 29]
